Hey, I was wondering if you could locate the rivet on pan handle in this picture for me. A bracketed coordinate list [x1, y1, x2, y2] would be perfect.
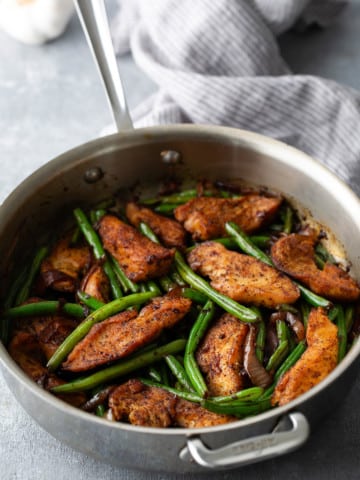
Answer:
[179, 412, 310, 469]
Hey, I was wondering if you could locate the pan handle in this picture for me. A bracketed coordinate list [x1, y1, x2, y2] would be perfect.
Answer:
[179, 412, 310, 470]
[74, 0, 133, 132]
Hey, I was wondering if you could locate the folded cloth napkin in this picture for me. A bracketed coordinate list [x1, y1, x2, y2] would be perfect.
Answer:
[110, 0, 360, 196]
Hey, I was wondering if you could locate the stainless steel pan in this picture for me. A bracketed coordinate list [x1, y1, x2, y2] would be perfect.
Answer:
[0, 0, 360, 473]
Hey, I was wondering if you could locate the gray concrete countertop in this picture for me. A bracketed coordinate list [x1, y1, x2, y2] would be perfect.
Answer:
[1, 2, 360, 479]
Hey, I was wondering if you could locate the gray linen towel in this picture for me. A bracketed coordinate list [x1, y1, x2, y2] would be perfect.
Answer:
[111, 0, 360, 195]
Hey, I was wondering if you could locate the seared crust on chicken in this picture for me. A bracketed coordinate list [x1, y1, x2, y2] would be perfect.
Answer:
[272, 308, 338, 406]
[98, 214, 174, 282]
[41, 233, 91, 293]
[126, 202, 187, 250]
[175, 398, 235, 428]
[196, 313, 248, 396]
[62, 292, 192, 372]
[271, 233, 360, 302]
[80, 264, 110, 303]
[174, 195, 282, 240]
[188, 242, 300, 308]
[10, 305, 78, 364]
[108, 379, 177, 427]
[108, 380, 234, 428]
[36, 316, 78, 361]
[8, 330, 47, 381]
[8, 329, 86, 407]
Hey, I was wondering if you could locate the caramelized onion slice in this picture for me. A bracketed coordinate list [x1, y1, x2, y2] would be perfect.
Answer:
[244, 325, 272, 388]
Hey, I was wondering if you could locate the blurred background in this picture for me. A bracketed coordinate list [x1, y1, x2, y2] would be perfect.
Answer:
[0, 0, 360, 204]
[1, 1, 360, 479]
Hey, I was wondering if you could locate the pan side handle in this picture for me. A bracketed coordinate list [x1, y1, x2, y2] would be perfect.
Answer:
[179, 412, 310, 470]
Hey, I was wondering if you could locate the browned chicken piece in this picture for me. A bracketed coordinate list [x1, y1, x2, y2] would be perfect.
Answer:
[271, 233, 360, 302]
[98, 214, 175, 282]
[8, 330, 47, 381]
[80, 264, 110, 303]
[12, 299, 79, 361]
[175, 398, 235, 428]
[108, 379, 177, 427]
[62, 292, 192, 372]
[8, 330, 87, 407]
[126, 201, 187, 250]
[174, 195, 282, 241]
[36, 316, 78, 361]
[272, 307, 338, 406]
[196, 313, 248, 396]
[188, 242, 300, 308]
[41, 233, 91, 293]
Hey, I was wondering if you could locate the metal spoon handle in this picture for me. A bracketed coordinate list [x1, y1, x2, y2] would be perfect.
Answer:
[74, 0, 133, 131]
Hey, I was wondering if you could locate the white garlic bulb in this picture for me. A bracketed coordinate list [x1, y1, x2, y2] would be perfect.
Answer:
[0, 0, 74, 45]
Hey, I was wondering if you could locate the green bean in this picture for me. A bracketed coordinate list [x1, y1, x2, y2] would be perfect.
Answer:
[159, 360, 171, 386]
[328, 305, 341, 322]
[77, 291, 105, 310]
[183, 353, 208, 398]
[225, 222, 273, 266]
[345, 306, 354, 333]
[95, 404, 105, 417]
[73, 208, 123, 299]
[160, 190, 199, 204]
[186, 300, 215, 355]
[251, 235, 271, 248]
[4, 301, 85, 319]
[47, 291, 156, 371]
[148, 366, 162, 383]
[90, 208, 106, 223]
[203, 398, 271, 417]
[266, 340, 289, 372]
[276, 319, 288, 344]
[15, 246, 49, 306]
[283, 206, 293, 234]
[210, 387, 264, 404]
[142, 189, 197, 206]
[278, 304, 299, 314]
[1, 266, 28, 343]
[138, 223, 175, 292]
[154, 204, 179, 215]
[139, 222, 160, 244]
[110, 256, 139, 294]
[300, 302, 310, 329]
[51, 339, 187, 393]
[139, 378, 203, 403]
[175, 251, 258, 323]
[274, 340, 306, 383]
[159, 276, 176, 292]
[335, 306, 347, 362]
[170, 270, 187, 287]
[314, 254, 325, 269]
[183, 300, 214, 397]
[4, 266, 28, 310]
[296, 283, 331, 308]
[144, 281, 162, 296]
[181, 288, 208, 305]
[315, 243, 336, 264]
[71, 224, 83, 244]
[165, 355, 194, 392]
[255, 318, 266, 364]
[209, 236, 270, 251]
